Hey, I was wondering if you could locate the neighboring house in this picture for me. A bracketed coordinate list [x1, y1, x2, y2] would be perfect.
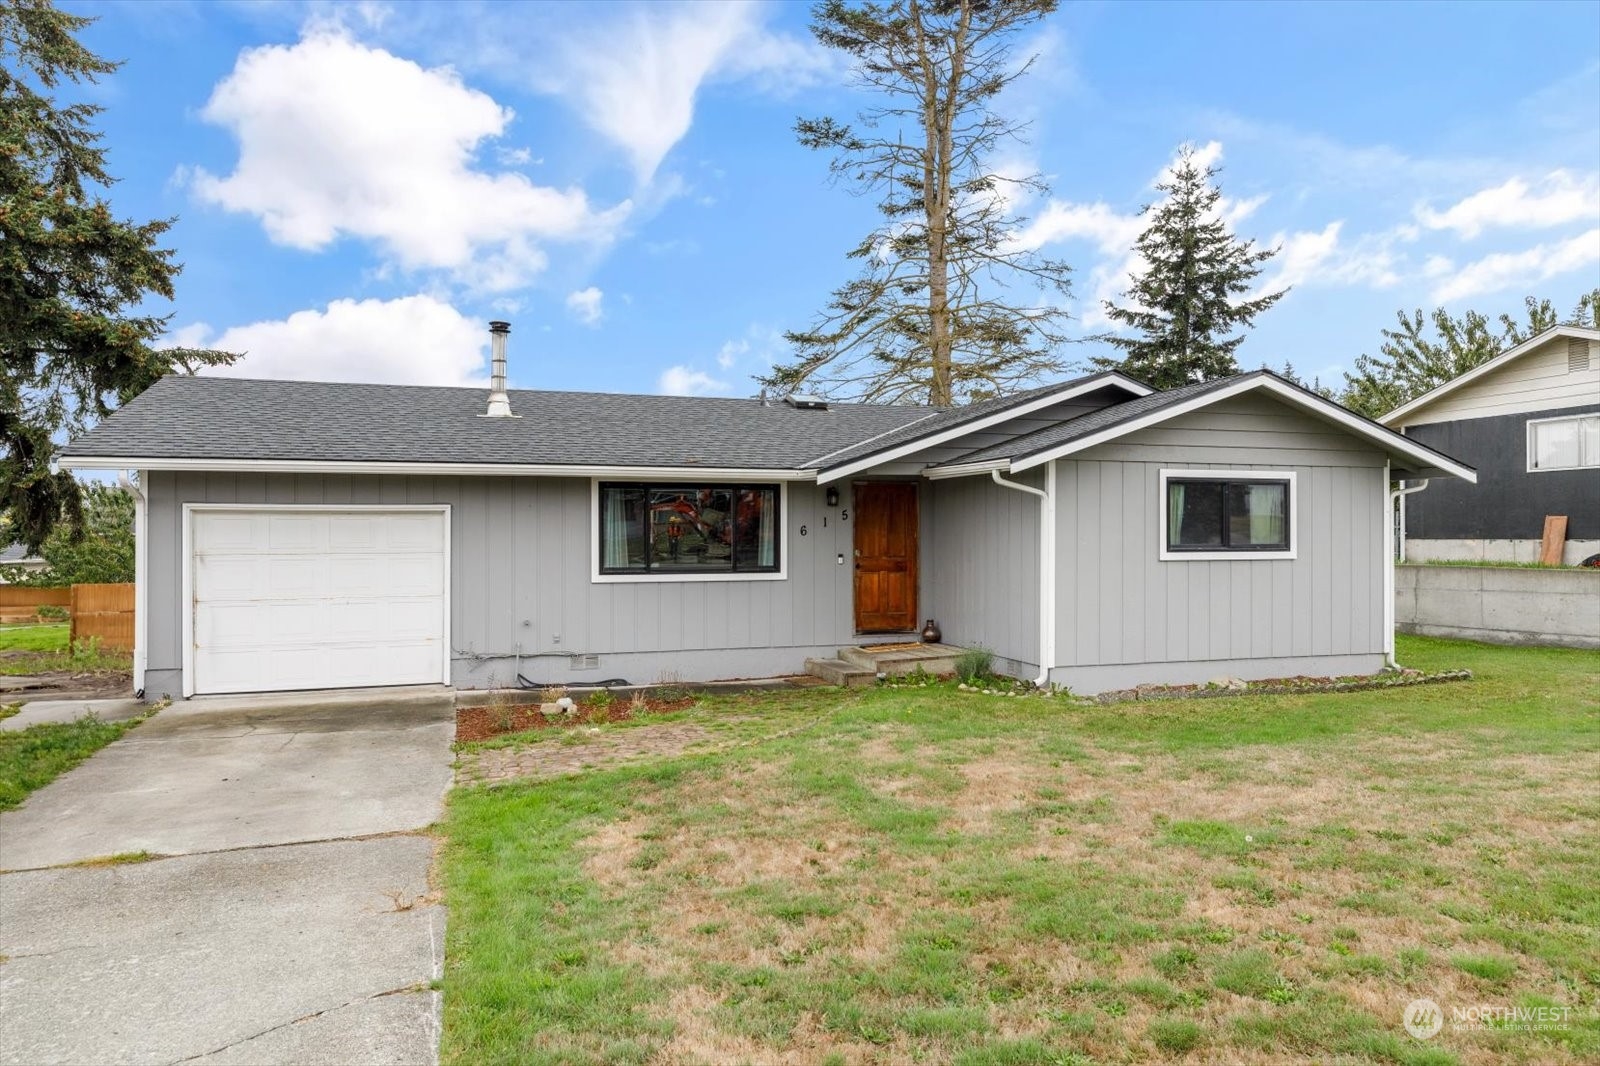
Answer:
[0, 543, 47, 583]
[60, 323, 1473, 699]
[1382, 325, 1600, 566]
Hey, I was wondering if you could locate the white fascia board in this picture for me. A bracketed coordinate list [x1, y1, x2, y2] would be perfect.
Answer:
[1009, 376, 1479, 483]
[58, 455, 818, 481]
[922, 460, 1009, 480]
[814, 373, 1153, 485]
[1381, 325, 1600, 427]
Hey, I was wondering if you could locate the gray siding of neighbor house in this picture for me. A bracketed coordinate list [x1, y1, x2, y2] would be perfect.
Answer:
[142, 471, 857, 697]
[923, 470, 1042, 675]
[1402, 404, 1600, 542]
[1049, 392, 1389, 693]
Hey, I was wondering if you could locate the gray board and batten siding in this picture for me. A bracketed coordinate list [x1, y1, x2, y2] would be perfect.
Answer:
[143, 471, 863, 697]
[1048, 392, 1390, 692]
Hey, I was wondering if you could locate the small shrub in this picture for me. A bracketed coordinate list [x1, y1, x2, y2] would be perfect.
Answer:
[36, 605, 68, 622]
[955, 646, 994, 684]
[1148, 1017, 1202, 1053]
[629, 690, 650, 715]
[587, 689, 617, 713]
[539, 685, 568, 704]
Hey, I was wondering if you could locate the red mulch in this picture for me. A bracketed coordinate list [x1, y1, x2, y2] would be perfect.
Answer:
[455, 694, 697, 742]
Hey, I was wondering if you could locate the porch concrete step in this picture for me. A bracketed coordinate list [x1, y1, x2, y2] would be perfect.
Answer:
[839, 642, 965, 677]
[803, 657, 877, 687]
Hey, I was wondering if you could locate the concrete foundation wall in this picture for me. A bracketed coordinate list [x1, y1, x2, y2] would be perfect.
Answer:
[1395, 565, 1600, 649]
[1405, 538, 1600, 568]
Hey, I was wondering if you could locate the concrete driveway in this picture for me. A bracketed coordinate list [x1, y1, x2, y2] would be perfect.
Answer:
[0, 688, 454, 1066]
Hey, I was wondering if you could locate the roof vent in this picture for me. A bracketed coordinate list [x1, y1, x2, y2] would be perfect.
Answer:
[481, 320, 519, 419]
[1568, 337, 1593, 373]
[784, 393, 829, 411]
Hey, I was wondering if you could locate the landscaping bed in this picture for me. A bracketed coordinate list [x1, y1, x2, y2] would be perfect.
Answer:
[455, 692, 697, 742]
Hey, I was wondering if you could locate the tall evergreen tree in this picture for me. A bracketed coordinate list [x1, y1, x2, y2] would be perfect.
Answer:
[1, 0, 235, 551]
[763, 0, 1073, 407]
[1093, 146, 1285, 389]
[1339, 289, 1598, 419]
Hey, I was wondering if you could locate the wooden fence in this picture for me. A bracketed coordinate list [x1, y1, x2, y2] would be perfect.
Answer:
[0, 586, 72, 624]
[69, 583, 136, 651]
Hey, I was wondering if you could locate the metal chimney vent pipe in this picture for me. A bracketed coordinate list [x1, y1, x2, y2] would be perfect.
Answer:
[482, 320, 516, 418]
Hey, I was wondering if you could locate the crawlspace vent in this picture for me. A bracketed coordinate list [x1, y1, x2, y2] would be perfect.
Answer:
[568, 653, 600, 671]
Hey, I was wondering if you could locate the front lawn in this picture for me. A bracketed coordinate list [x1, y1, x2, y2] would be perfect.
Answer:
[442, 637, 1600, 1065]
[0, 622, 130, 677]
[0, 622, 69, 654]
[0, 712, 150, 811]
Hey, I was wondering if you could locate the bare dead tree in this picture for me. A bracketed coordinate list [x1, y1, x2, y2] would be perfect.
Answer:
[762, 0, 1072, 406]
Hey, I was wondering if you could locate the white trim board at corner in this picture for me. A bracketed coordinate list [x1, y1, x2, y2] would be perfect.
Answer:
[179, 503, 452, 698]
[1005, 376, 1478, 483]
[1381, 325, 1600, 428]
[60, 455, 818, 481]
[812, 373, 1152, 484]
[587, 479, 792, 584]
[1157, 468, 1299, 562]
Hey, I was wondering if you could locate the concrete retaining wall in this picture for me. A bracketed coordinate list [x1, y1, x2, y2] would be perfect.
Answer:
[1405, 538, 1600, 567]
[1395, 565, 1600, 649]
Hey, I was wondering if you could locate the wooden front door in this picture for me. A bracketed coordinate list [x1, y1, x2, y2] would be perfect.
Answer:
[853, 482, 918, 633]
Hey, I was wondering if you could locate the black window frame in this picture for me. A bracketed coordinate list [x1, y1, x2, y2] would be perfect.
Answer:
[597, 482, 782, 575]
[1165, 477, 1292, 554]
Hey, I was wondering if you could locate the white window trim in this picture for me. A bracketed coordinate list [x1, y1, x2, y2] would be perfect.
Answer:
[180, 504, 452, 699]
[1525, 413, 1600, 473]
[1158, 469, 1298, 562]
[589, 478, 790, 584]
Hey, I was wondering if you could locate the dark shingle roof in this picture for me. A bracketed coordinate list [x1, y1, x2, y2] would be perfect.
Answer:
[935, 375, 1245, 466]
[1, 543, 40, 564]
[61, 376, 938, 470]
[809, 371, 1142, 470]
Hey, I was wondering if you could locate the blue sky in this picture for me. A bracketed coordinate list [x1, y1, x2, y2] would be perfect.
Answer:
[71, 0, 1600, 398]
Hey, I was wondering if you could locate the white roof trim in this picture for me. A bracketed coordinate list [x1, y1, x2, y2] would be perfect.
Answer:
[1007, 375, 1478, 483]
[1381, 325, 1600, 427]
[814, 372, 1152, 484]
[58, 455, 819, 480]
[922, 460, 1008, 480]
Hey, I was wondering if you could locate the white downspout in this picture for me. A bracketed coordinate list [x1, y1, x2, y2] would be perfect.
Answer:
[991, 467, 1055, 688]
[119, 470, 148, 698]
[1385, 464, 1431, 671]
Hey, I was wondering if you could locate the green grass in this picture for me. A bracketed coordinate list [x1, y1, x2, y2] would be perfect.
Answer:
[0, 628, 131, 677]
[0, 712, 149, 811]
[440, 636, 1600, 1064]
[0, 623, 69, 654]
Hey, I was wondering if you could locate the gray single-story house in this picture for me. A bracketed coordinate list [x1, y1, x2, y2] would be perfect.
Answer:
[61, 323, 1475, 699]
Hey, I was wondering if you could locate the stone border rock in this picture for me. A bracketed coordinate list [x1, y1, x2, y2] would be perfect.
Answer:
[1091, 669, 1474, 705]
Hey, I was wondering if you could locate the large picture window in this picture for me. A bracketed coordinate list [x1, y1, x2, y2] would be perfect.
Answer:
[1160, 470, 1295, 560]
[598, 483, 780, 576]
[1528, 414, 1600, 471]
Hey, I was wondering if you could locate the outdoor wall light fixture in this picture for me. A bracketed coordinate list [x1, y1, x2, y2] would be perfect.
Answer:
[826, 487, 840, 507]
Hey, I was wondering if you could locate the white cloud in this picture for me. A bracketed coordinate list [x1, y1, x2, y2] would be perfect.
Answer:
[658, 365, 730, 396]
[565, 286, 604, 325]
[181, 294, 488, 386]
[1432, 228, 1600, 303]
[1011, 200, 1142, 255]
[1417, 170, 1600, 239]
[716, 339, 749, 369]
[535, 1, 837, 182]
[191, 28, 628, 291]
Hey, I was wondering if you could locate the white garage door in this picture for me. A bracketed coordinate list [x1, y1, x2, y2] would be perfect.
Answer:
[189, 507, 448, 695]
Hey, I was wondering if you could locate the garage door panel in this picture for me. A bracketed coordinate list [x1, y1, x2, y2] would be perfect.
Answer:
[193, 513, 264, 552]
[327, 515, 383, 551]
[191, 508, 447, 695]
[266, 514, 322, 551]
